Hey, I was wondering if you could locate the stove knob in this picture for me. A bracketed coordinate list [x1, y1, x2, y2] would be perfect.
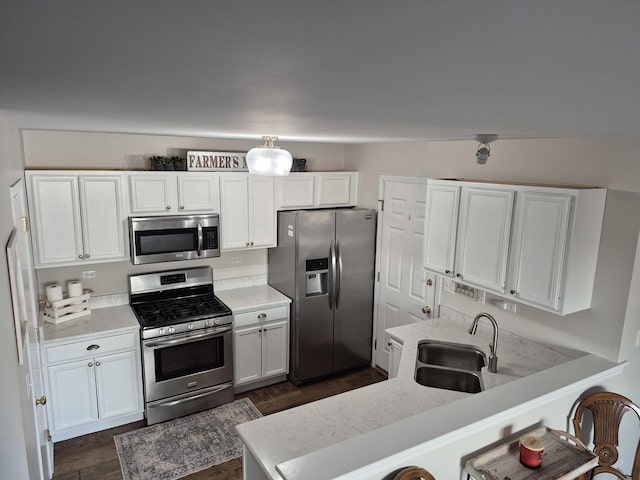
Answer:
[159, 328, 166, 335]
[204, 320, 211, 327]
[187, 324, 194, 331]
[168, 327, 175, 334]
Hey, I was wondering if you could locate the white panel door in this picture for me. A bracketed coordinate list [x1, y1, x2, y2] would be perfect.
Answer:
[422, 182, 460, 276]
[262, 320, 288, 378]
[128, 174, 177, 213]
[177, 173, 219, 212]
[248, 176, 276, 248]
[29, 175, 83, 265]
[94, 351, 141, 419]
[455, 187, 514, 292]
[375, 178, 435, 371]
[219, 174, 250, 250]
[79, 175, 126, 262]
[48, 361, 97, 432]
[233, 326, 262, 385]
[509, 192, 572, 310]
[10, 179, 53, 479]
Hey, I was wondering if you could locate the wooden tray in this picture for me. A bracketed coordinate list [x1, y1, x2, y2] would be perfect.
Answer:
[43, 292, 91, 324]
[465, 426, 598, 480]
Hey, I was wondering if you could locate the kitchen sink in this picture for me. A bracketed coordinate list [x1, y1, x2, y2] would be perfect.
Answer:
[417, 340, 487, 371]
[415, 366, 483, 394]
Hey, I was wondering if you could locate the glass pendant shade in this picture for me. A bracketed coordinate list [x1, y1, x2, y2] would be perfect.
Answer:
[246, 136, 293, 176]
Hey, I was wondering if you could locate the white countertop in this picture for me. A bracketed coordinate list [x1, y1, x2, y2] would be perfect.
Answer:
[41, 304, 139, 344]
[236, 310, 602, 480]
[216, 284, 291, 313]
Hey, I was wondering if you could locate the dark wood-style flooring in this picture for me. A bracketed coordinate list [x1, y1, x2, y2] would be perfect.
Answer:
[53, 367, 387, 480]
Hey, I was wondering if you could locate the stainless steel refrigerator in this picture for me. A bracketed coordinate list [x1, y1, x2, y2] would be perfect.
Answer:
[268, 208, 376, 385]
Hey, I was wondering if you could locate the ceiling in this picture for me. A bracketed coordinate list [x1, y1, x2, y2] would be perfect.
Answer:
[2, 1, 640, 143]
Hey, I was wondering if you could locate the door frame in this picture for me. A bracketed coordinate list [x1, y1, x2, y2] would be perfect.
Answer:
[371, 175, 442, 368]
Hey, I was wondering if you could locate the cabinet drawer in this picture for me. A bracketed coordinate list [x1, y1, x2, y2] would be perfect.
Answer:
[44, 332, 138, 365]
[234, 306, 288, 328]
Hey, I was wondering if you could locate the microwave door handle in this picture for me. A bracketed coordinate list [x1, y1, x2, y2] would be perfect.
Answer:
[197, 221, 203, 256]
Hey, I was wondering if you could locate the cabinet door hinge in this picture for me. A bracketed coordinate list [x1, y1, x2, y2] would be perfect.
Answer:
[21, 216, 29, 233]
[374, 339, 377, 350]
[379, 200, 384, 212]
[376, 271, 380, 282]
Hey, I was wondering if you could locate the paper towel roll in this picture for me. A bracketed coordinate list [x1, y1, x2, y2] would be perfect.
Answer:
[68, 280, 83, 298]
[46, 284, 63, 302]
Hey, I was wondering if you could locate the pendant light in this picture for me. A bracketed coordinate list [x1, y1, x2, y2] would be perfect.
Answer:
[474, 134, 498, 164]
[246, 136, 293, 176]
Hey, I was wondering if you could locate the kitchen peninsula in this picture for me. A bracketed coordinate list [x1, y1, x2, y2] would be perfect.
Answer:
[237, 307, 624, 480]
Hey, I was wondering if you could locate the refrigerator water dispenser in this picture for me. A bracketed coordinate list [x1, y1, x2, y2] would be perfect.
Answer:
[305, 258, 328, 296]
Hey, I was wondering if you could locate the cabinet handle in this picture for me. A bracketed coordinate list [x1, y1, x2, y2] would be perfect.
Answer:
[258, 313, 267, 319]
[387, 342, 392, 347]
[179, 205, 185, 210]
[250, 242, 254, 246]
[86, 344, 100, 350]
[456, 273, 461, 278]
[95, 361, 100, 366]
[166, 206, 171, 210]
[78, 254, 84, 259]
[245, 242, 249, 247]
[88, 362, 93, 367]
[445, 269, 450, 274]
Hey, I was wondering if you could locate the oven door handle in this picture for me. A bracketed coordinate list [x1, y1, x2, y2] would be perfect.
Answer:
[149, 383, 233, 408]
[144, 326, 231, 348]
[197, 221, 203, 256]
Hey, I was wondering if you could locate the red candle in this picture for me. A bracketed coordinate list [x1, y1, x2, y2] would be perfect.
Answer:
[520, 435, 545, 468]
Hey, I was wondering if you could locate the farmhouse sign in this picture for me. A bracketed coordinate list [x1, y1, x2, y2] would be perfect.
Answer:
[187, 151, 248, 172]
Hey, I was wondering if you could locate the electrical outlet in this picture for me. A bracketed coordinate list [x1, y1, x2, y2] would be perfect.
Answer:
[476, 290, 486, 304]
[82, 270, 96, 279]
[231, 257, 242, 264]
[443, 278, 455, 293]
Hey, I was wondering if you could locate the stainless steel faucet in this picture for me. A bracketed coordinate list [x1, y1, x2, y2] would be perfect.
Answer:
[468, 312, 499, 373]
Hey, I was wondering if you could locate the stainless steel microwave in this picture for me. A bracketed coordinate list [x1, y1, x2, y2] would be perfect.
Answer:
[129, 214, 220, 265]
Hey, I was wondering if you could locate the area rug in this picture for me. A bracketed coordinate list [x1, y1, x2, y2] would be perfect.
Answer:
[114, 398, 262, 480]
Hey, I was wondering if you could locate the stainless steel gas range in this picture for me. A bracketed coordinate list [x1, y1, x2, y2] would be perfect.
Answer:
[129, 266, 233, 425]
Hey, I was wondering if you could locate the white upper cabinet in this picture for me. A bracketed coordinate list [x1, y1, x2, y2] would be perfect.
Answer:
[276, 172, 358, 210]
[27, 172, 127, 268]
[422, 179, 606, 315]
[128, 172, 219, 214]
[423, 181, 460, 275]
[455, 186, 514, 292]
[219, 173, 276, 251]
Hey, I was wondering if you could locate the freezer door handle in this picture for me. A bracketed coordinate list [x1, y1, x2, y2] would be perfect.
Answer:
[329, 241, 337, 310]
[335, 241, 343, 309]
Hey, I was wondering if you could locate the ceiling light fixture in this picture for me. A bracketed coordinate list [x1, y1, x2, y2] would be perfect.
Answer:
[246, 136, 293, 176]
[474, 134, 498, 165]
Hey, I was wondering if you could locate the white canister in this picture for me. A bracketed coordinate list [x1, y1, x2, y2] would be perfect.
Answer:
[46, 284, 64, 302]
[67, 280, 83, 298]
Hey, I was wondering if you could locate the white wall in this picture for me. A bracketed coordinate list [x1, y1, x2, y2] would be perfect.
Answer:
[0, 113, 37, 479]
[22, 130, 346, 171]
[345, 137, 640, 476]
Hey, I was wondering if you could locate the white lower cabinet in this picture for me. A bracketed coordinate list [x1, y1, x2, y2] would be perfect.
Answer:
[387, 337, 403, 379]
[233, 306, 289, 393]
[43, 331, 143, 441]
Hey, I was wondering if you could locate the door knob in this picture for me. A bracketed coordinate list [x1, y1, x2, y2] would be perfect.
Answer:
[421, 306, 432, 315]
[426, 278, 433, 287]
[35, 395, 47, 406]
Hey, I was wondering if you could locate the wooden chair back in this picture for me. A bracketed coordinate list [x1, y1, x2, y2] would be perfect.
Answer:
[572, 391, 640, 480]
[392, 466, 436, 480]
